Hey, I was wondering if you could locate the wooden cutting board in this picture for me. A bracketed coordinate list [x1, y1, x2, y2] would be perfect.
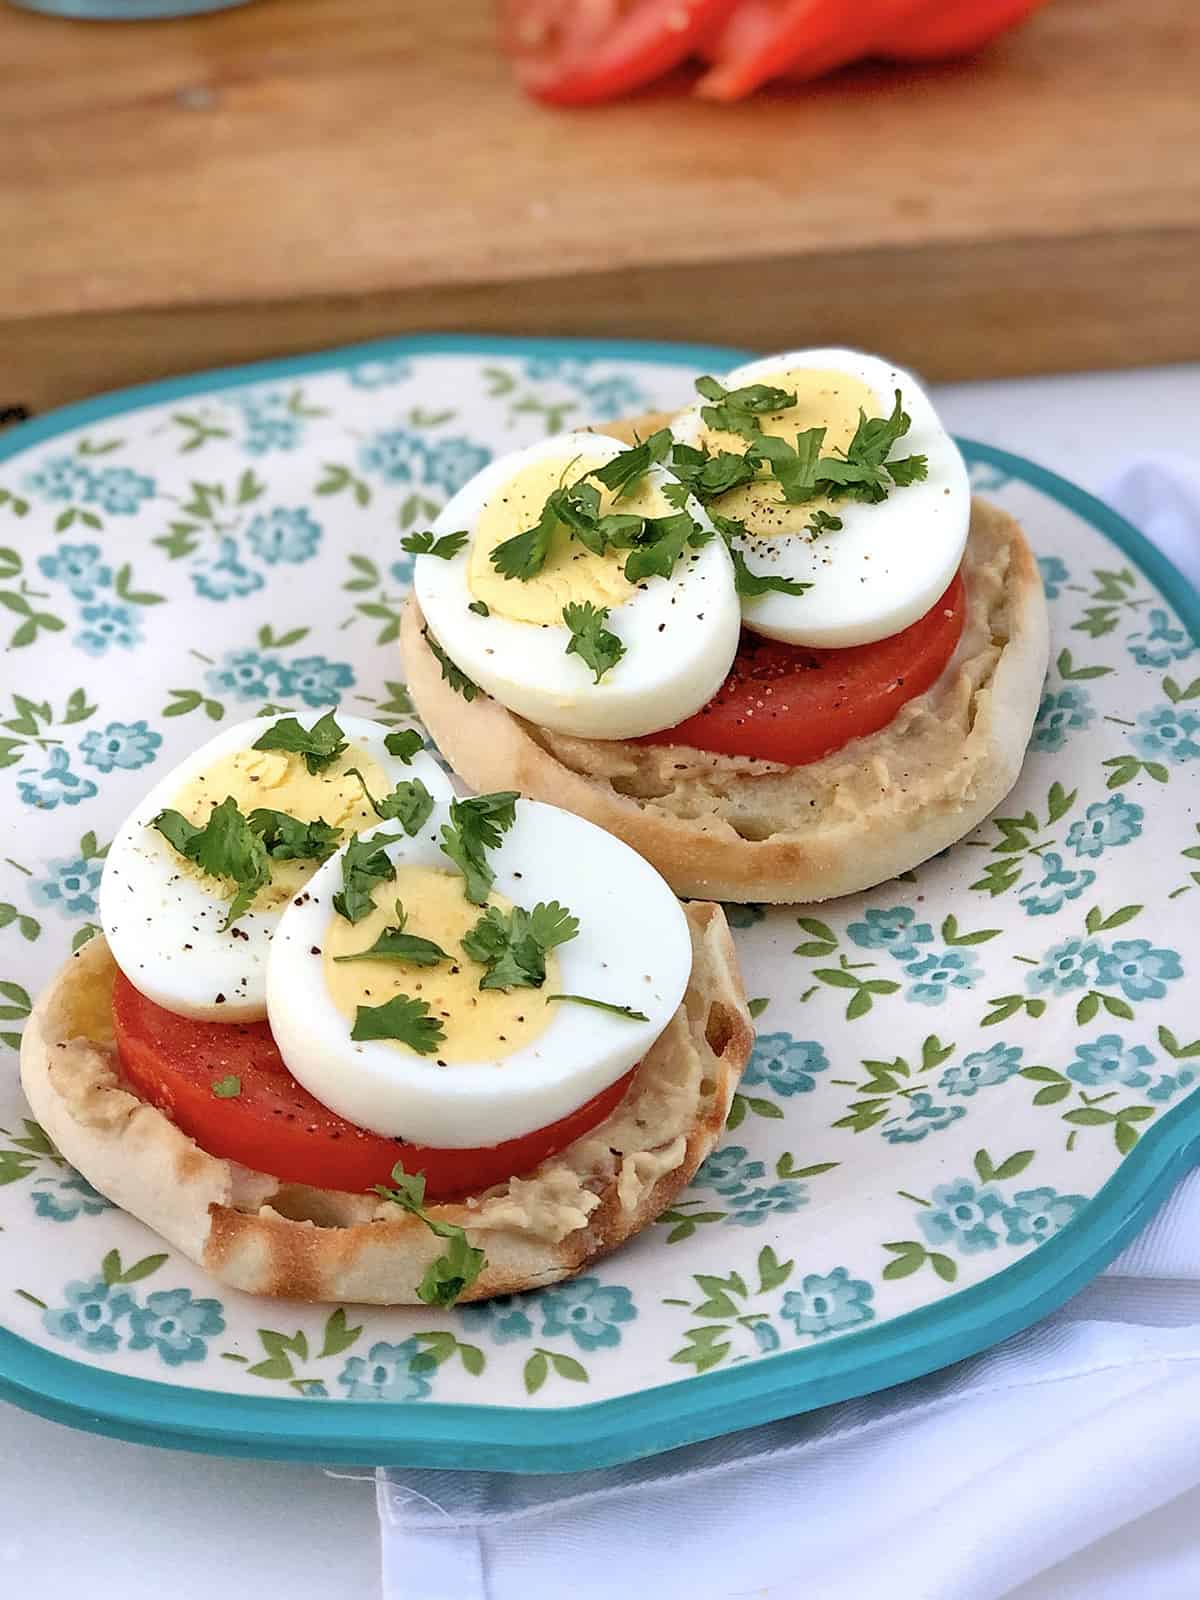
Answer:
[1, 0, 1197, 410]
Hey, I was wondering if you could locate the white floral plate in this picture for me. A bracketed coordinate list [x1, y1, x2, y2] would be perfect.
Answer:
[0, 336, 1197, 1471]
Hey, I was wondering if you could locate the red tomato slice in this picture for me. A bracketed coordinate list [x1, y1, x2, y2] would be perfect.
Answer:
[639, 571, 965, 763]
[876, 0, 1051, 59]
[111, 971, 635, 1200]
[501, 0, 739, 105]
[696, 0, 925, 99]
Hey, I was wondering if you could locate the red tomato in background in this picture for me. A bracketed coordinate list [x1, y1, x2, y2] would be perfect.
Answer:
[875, 0, 1053, 60]
[501, 0, 739, 104]
[638, 572, 965, 764]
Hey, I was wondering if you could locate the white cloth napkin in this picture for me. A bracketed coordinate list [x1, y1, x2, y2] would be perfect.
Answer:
[376, 459, 1200, 1600]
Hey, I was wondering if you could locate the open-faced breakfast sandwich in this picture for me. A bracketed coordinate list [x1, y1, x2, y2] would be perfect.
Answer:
[20, 712, 751, 1306]
[402, 348, 1050, 902]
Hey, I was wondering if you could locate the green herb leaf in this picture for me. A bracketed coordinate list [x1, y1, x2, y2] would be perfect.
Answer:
[563, 600, 625, 684]
[668, 440, 760, 502]
[696, 375, 797, 440]
[347, 768, 435, 836]
[804, 508, 844, 536]
[375, 1160, 486, 1307]
[622, 510, 704, 584]
[439, 791, 519, 904]
[383, 728, 425, 763]
[252, 711, 348, 774]
[152, 798, 270, 928]
[351, 994, 445, 1053]
[490, 498, 559, 581]
[422, 627, 477, 701]
[335, 902, 450, 968]
[247, 809, 343, 862]
[211, 1075, 242, 1099]
[331, 830, 401, 923]
[588, 429, 672, 497]
[727, 543, 812, 600]
[467, 600, 490, 617]
[401, 529, 469, 559]
[751, 427, 825, 503]
[462, 901, 579, 991]
[546, 993, 649, 1021]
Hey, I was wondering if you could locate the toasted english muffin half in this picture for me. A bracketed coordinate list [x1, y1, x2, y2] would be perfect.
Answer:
[20, 903, 751, 1305]
[401, 412, 1048, 904]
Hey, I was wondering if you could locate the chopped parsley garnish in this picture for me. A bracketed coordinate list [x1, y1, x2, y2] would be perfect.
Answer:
[461, 900, 579, 991]
[247, 809, 343, 862]
[252, 711, 348, 774]
[422, 627, 477, 701]
[695, 374, 797, 440]
[489, 494, 559, 581]
[439, 791, 519, 905]
[383, 728, 425, 764]
[622, 510, 711, 584]
[401, 529, 469, 560]
[546, 993, 650, 1021]
[563, 601, 624, 684]
[467, 600, 490, 617]
[211, 1075, 242, 1098]
[667, 440, 759, 503]
[347, 768, 435, 836]
[753, 392, 927, 507]
[805, 508, 844, 537]
[374, 1162, 486, 1307]
[729, 546, 813, 601]
[153, 798, 270, 929]
[351, 994, 445, 1053]
[331, 830, 401, 923]
[588, 428, 672, 497]
[335, 902, 449, 968]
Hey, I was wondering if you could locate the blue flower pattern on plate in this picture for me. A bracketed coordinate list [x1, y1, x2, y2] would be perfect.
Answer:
[286, 655, 355, 707]
[192, 537, 265, 602]
[128, 1289, 225, 1365]
[17, 747, 98, 811]
[1130, 705, 1200, 764]
[1095, 940, 1183, 1001]
[903, 949, 981, 1005]
[24, 454, 93, 503]
[346, 358, 413, 389]
[359, 429, 428, 484]
[725, 1185, 807, 1226]
[206, 648, 287, 700]
[920, 1180, 1006, 1253]
[79, 719, 162, 773]
[693, 1144, 767, 1196]
[76, 601, 142, 655]
[246, 507, 323, 565]
[459, 1295, 535, 1345]
[1026, 938, 1103, 997]
[231, 389, 313, 455]
[1147, 1068, 1200, 1104]
[741, 1034, 829, 1097]
[938, 1043, 1023, 1098]
[539, 1278, 636, 1351]
[1126, 609, 1195, 669]
[1018, 852, 1096, 916]
[1032, 687, 1095, 752]
[84, 466, 156, 516]
[880, 1092, 965, 1143]
[31, 854, 103, 917]
[43, 1276, 136, 1355]
[31, 1173, 113, 1222]
[781, 1269, 874, 1338]
[846, 906, 934, 961]
[1001, 1188, 1086, 1246]
[1036, 555, 1069, 598]
[37, 543, 112, 600]
[1067, 1034, 1155, 1089]
[1066, 796, 1143, 859]
[337, 1338, 432, 1401]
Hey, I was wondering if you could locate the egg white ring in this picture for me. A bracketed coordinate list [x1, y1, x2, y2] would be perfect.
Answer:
[672, 348, 970, 648]
[98, 715, 454, 1023]
[265, 798, 693, 1148]
[413, 432, 741, 740]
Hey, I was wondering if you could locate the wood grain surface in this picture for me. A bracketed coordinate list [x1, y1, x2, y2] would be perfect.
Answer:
[1, 0, 1196, 408]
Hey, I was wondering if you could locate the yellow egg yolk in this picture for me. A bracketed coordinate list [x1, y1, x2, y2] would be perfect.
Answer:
[321, 866, 560, 1063]
[702, 367, 879, 540]
[170, 743, 391, 910]
[467, 453, 674, 624]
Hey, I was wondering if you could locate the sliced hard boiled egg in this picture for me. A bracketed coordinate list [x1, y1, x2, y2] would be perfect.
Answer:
[265, 797, 692, 1148]
[412, 432, 741, 739]
[98, 714, 453, 1023]
[672, 348, 970, 648]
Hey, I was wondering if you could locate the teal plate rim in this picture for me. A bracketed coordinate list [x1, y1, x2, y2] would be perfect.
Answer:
[1, 333, 1198, 1471]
